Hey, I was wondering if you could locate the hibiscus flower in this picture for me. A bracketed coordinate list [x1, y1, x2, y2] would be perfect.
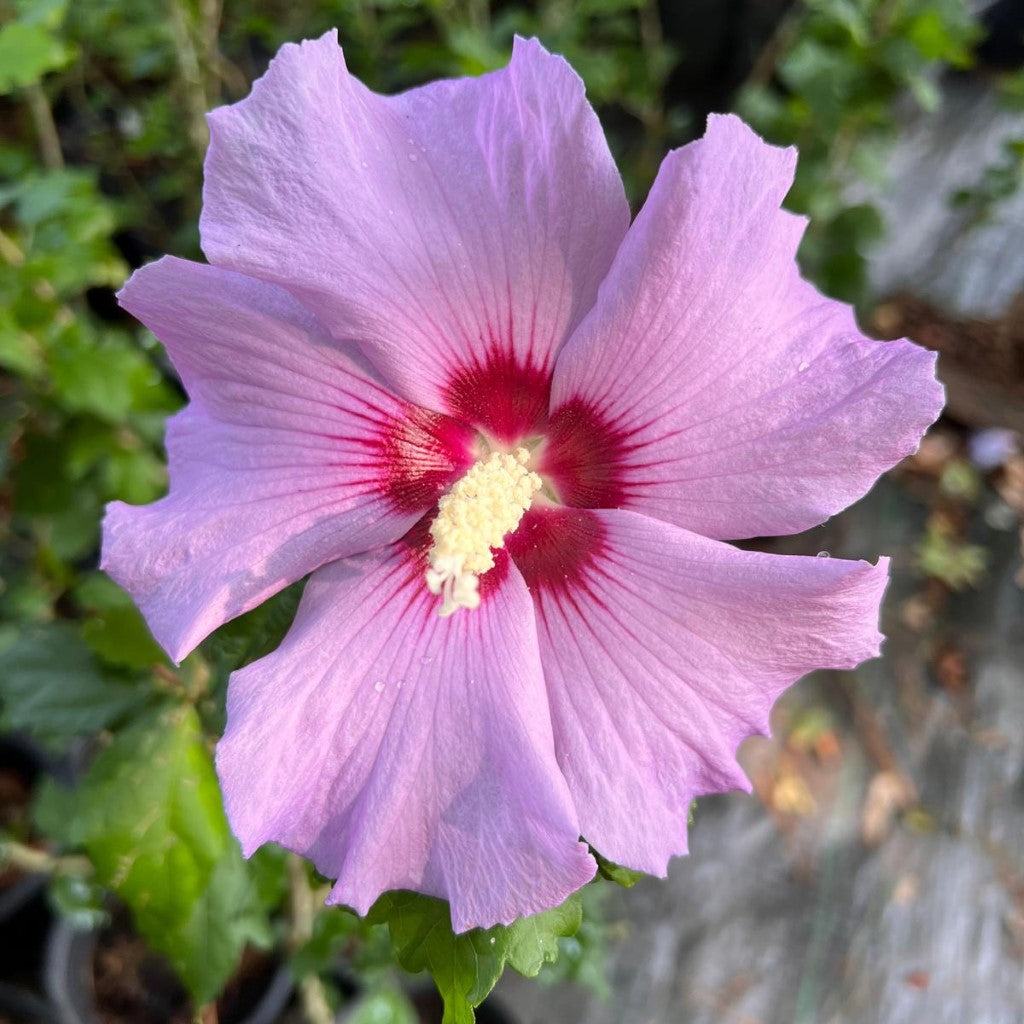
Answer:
[102, 33, 943, 932]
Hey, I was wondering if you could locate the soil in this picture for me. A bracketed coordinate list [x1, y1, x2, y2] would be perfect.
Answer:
[0, 738, 47, 897]
[0, 742, 52, 998]
[92, 921, 278, 1024]
[0, 766, 31, 825]
[0, 766, 33, 892]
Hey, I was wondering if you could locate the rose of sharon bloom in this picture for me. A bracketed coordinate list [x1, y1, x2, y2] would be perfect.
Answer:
[102, 32, 943, 931]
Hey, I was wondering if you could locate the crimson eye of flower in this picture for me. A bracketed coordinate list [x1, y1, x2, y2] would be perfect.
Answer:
[102, 32, 943, 933]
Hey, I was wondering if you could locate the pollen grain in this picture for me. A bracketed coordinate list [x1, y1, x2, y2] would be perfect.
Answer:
[425, 448, 540, 617]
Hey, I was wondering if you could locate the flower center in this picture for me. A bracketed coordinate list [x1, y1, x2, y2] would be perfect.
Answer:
[425, 447, 541, 617]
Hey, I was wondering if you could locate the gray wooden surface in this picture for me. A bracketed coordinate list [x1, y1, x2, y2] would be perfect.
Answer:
[499, 480, 1024, 1023]
[863, 74, 1024, 318]
[497, 67, 1024, 1024]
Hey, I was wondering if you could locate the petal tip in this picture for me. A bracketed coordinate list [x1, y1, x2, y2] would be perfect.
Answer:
[115, 254, 188, 316]
[509, 34, 586, 98]
[99, 509, 198, 666]
[704, 110, 798, 166]
[323, 883, 368, 917]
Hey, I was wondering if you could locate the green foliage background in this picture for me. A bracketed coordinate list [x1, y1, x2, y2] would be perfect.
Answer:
[0, 0, 1017, 1020]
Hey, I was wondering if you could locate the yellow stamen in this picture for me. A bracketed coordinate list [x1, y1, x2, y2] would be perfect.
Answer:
[426, 448, 540, 617]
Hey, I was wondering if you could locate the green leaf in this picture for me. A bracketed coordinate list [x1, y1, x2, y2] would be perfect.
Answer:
[32, 774, 79, 843]
[246, 843, 290, 913]
[0, 309, 45, 377]
[348, 987, 419, 1024]
[291, 904, 365, 978]
[0, 22, 71, 93]
[201, 580, 304, 674]
[592, 850, 643, 888]
[0, 623, 151, 747]
[40, 706, 270, 1003]
[536, 883, 610, 997]
[175, 848, 273, 1002]
[368, 890, 583, 1023]
[500, 893, 584, 979]
[806, 0, 869, 45]
[75, 574, 167, 670]
[10, 432, 76, 516]
[904, 8, 977, 67]
[48, 322, 166, 423]
[14, 0, 69, 28]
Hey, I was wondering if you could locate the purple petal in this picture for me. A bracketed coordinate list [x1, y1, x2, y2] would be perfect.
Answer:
[201, 33, 629, 421]
[547, 114, 944, 540]
[509, 506, 888, 875]
[215, 535, 595, 932]
[103, 258, 474, 663]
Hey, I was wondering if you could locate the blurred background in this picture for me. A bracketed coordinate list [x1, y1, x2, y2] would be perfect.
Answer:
[1, 0, 1023, 1022]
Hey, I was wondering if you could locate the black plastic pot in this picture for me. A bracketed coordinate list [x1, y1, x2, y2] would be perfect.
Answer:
[0, 981, 57, 1024]
[44, 920, 293, 1024]
[0, 736, 66, 1022]
[0, 736, 53, 926]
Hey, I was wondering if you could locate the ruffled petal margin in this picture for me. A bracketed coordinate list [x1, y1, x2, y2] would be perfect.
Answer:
[547, 114, 943, 540]
[103, 258, 473, 663]
[201, 32, 629, 416]
[215, 537, 595, 932]
[508, 506, 888, 875]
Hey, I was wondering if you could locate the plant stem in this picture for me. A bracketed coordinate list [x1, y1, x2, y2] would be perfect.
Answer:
[193, 1004, 218, 1024]
[165, 0, 211, 153]
[0, 836, 91, 877]
[24, 82, 64, 170]
[287, 854, 335, 1024]
[742, 5, 802, 91]
[0, 226, 26, 268]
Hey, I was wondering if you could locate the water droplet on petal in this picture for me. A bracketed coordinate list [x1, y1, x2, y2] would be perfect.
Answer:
[373, 680, 385, 693]
[797, 361, 811, 373]
[817, 551, 830, 558]
[408, 152, 418, 162]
